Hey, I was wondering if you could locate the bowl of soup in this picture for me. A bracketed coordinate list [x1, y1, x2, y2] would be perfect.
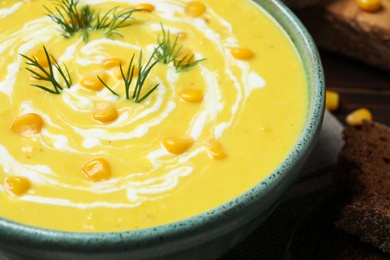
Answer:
[0, 0, 324, 259]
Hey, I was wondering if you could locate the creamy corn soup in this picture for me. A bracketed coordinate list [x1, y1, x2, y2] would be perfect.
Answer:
[0, 0, 307, 232]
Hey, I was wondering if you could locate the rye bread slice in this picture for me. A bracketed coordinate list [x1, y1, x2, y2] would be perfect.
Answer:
[285, 188, 389, 259]
[286, 121, 390, 259]
[333, 121, 390, 253]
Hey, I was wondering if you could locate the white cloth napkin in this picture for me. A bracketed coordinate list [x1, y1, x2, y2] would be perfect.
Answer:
[221, 110, 345, 259]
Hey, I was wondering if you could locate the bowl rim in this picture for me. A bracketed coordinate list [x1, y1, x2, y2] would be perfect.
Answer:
[0, 0, 325, 255]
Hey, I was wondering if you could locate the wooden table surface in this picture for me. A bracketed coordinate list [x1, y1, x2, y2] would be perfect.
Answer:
[320, 50, 390, 126]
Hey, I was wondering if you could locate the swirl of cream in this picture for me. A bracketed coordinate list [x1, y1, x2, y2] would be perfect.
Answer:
[0, 0, 266, 209]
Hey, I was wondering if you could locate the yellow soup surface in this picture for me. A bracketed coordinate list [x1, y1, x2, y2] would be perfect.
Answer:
[0, 0, 308, 232]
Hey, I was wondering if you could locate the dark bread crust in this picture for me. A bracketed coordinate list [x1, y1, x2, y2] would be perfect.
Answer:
[295, 0, 390, 71]
[286, 188, 389, 259]
[286, 121, 390, 259]
[333, 121, 390, 253]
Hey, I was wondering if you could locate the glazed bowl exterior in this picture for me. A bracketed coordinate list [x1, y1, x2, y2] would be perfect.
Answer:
[0, 0, 324, 259]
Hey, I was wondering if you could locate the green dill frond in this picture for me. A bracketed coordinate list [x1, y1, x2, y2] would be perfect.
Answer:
[45, 0, 141, 42]
[175, 56, 206, 72]
[154, 24, 182, 64]
[154, 24, 205, 72]
[97, 75, 119, 97]
[133, 49, 162, 103]
[20, 46, 72, 94]
[95, 7, 142, 38]
[45, 0, 94, 39]
[99, 46, 165, 103]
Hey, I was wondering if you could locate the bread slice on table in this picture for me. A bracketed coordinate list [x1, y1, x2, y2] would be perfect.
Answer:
[294, 0, 390, 71]
[333, 121, 390, 253]
[285, 188, 389, 259]
[286, 121, 390, 259]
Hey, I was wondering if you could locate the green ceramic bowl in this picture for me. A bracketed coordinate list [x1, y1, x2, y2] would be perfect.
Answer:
[0, 0, 324, 259]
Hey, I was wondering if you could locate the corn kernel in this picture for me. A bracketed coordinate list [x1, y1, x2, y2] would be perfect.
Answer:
[204, 139, 227, 160]
[231, 47, 255, 60]
[356, 0, 382, 11]
[102, 58, 124, 70]
[185, 2, 206, 17]
[174, 48, 195, 68]
[179, 89, 204, 103]
[135, 3, 155, 12]
[112, 66, 124, 80]
[112, 65, 138, 80]
[325, 90, 340, 111]
[80, 70, 108, 91]
[81, 158, 111, 181]
[92, 101, 119, 123]
[4, 176, 31, 196]
[64, 10, 84, 27]
[346, 108, 373, 126]
[162, 136, 194, 155]
[31, 49, 53, 67]
[11, 113, 44, 136]
[177, 32, 188, 41]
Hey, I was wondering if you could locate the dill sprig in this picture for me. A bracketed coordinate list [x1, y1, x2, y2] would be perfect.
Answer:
[20, 46, 72, 94]
[154, 25, 181, 65]
[45, 0, 94, 41]
[45, 0, 142, 42]
[99, 46, 164, 103]
[154, 25, 205, 72]
[174, 54, 205, 72]
[94, 7, 141, 39]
